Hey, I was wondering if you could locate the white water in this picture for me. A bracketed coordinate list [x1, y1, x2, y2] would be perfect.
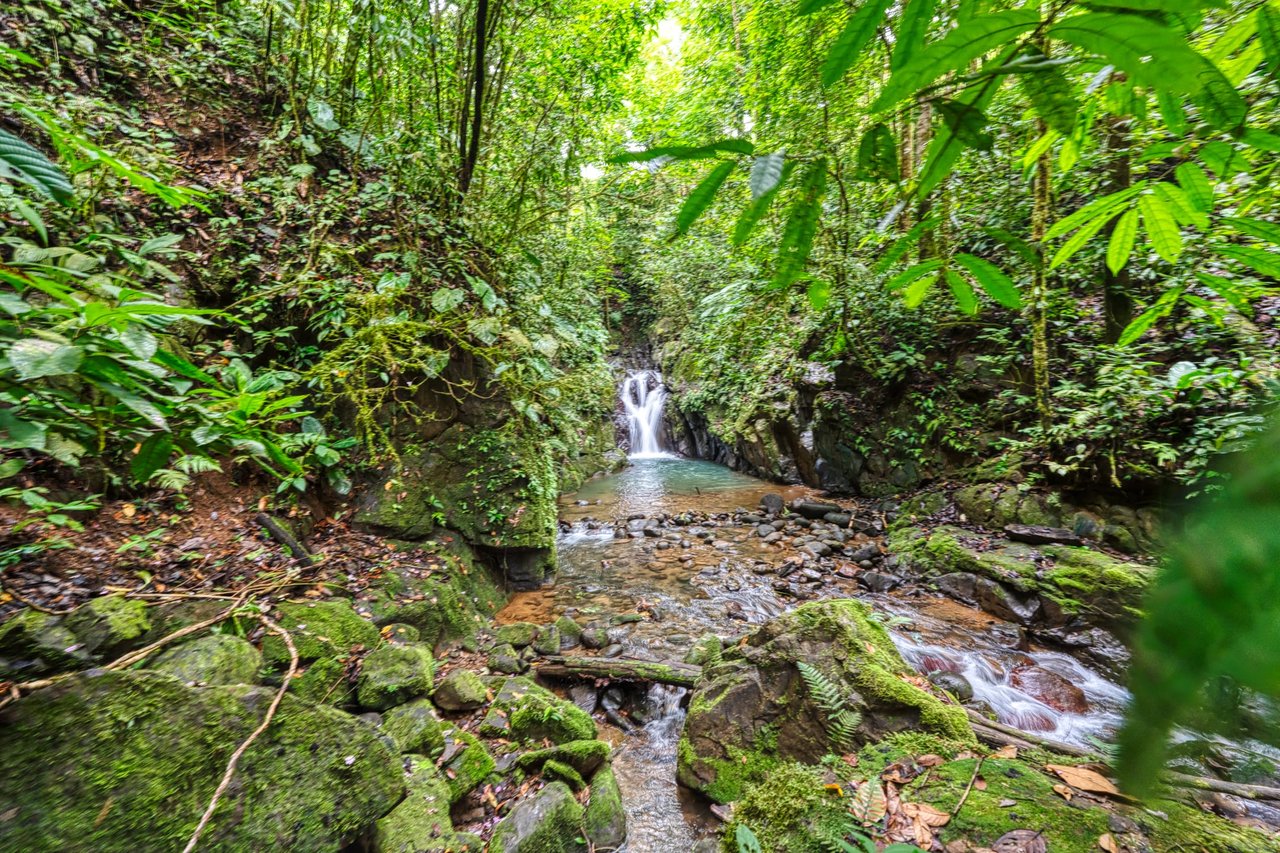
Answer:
[621, 369, 675, 459]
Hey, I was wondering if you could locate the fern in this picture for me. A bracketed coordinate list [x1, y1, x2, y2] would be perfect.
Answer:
[798, 662, 863, 751]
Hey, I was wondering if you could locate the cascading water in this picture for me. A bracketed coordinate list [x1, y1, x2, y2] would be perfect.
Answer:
[620, 369, 672, 459]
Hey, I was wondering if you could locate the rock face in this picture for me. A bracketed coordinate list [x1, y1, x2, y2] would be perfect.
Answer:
[149, 633, 262, 685]
[0, 670, 402, 851]
[488, 781, 586, 853]
[0, 609, 92, 676]
[677, 600, 973, 803]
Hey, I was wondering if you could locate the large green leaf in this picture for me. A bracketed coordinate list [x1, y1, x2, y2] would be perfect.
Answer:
[733, 162, 796, 247]
[1175, 162, 1214, 213]
[856, 123, 900, 182]
[1106, 208, 1139, 275]
[1045, 184, 1145, 240]
[1217, 244, 1280, 279]
[945, 269, 978, 315]
[1048, 13, 1204, 94]
[1153, 182, 1207, 230]
[1221, 217, 1280, 246]
[609, 139, 754, 164]
[1191, 55, 1249, 135]
[886, 258, 944, 293]
[749, 152, 786, 199]
[799, 0, 840, 13]
[1258, 4, 1280, 79]
[953, 253, 1021, 308]
[0, 127, 74, 204]
[1018, 54, 1079, 135]
[873, 216, 940, 273]
[7, 339, 84, 380]
[676, 160, 736, 237]
[890, 0, 936, 71]
[937, 99, 993, 151]
[770, 159, 827, 288]
[874, 9, 1040, 111]
[822, 0, 896, 86]
[1139, 193, 1184, 264]
[1117, 287, 1182, 345]
[130, 433, 173, 483]
[97, 382, 169, 430]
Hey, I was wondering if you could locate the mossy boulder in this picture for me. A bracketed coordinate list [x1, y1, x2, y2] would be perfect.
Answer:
[584, 764, 627, 850]
[516, 739, 611, 777]
[0, 670, 402, 851]
[478, 676, 597, 744]
[148, 632, 262, 685]
[290, 656, 352, 705]
[381, 698, 446, 755]
[725, 762, 867, 853]
[373, 755, 475, 852]
[364, 546, 505, 650]
[358, 643, 436, 711]
[677, 599, 973, 804]
[65, 595, 150, 657]
[488, 780, 586, 853]
[487, 642, 527, 674]
[0, 608, 92, 675]
[494, 622, 539, 649]
[438, 724, 495, 803]
[432, 668, 488, 711]
[532, 625, 561, 655]
[265, 599, 381, 664]
[554, 615, 582, 648]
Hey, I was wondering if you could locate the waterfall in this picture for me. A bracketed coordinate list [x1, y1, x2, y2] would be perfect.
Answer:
[620, 369, 672, 459]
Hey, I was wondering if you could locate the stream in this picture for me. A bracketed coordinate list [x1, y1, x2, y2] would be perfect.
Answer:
[498, 370, 1140, 850]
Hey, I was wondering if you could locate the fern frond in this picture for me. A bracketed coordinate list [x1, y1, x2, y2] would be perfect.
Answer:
[149, 468, 191, 491]
[798, 661, 845, 716]
[175, 454, 222, 474]
[830, 709, 863, 751]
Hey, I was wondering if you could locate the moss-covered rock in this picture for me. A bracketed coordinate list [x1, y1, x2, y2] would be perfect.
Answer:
[554, 615, 582, 649]
[290, 655, 352, 705]
[0, 608, 92, 675]
[678, 599, 973, 804]
[65, 595, 150, 657]
[372, 755, 472, 853]
[381, 623, 421, 645]
[487, 642, 527, 674]
[495, 621, 539, 649]
[516, 740, 611, 777]
[432, 668, 488, 711]
[365, 544, 505, 650]
[488, 780, 587, 853]
[438, 724, 495, 803]
[148, 632, 262, 685]
[724, 762, 861, 853]
[584, 764, 626, 850]
[381, 698, 446, 755]
[265, 599, 381, 664]
[478, 676, 597, 744]
[0, 670, 402, 851]
[532, 625, 561, 655]
[358, 643, 436, 711]
[543, 758, 587, 790]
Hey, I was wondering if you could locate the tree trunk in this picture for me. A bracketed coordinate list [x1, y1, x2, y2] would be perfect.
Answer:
[536, 656, 702, 688]
[1102, 115, 1134, 343]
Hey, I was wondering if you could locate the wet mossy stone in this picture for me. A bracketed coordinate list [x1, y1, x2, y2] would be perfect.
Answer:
[358, 643, 436, 711]
[516, 739, 611, 777]
[381, 623, 421, 645]
[532, 625, 561, 655]
[65, 595, 150, 658]
[265, 599, 380, 664]
[381, 698, 446, 755]
[290, 655, 352, 706]
[487, 642, 527, 674]
[0, 670, 402, 851]
[488, 780, 586, 853]
[494, 622, 539, 649]
[554, 615, 582, 649]
[373, 755, 468, 853]
[583, 764, 626, 851]
[438, 724, 495, 803]
[678, 599, 973, 804]
[149, 632, 262, 685]
[432, 668, 487, 711]
[543, 759, 586, 791]
[0, 608, 91, 675]
[478, 676, 597, 744]
[726, 762, 863, 853]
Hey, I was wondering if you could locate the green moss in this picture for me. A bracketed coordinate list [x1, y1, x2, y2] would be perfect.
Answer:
[494, 622, 539, 648]
[264, 600, 380, 664]
[517, 740, 611, 777]
[289, 656, 352, 706]
[1146, 799, 1280, 852]
[487, 781, 586, 853]
[65, 595, 151, 656]
[0, 670, 402, 851]
[854, 731, 968, 773]
[0, 608, 90, 673]
[372, 755, 461, 853]
[357, 643, 436, 711]
[725, 763, 853, 853]
[479, 676, 596, 744]
[583, 764, 626, 850]
[432, 668, 488, 711]
[148, 633, 261, 685]
[679, 730, 783, 805]
[438, 725, 496, 803]
[381, 698, 446, 755]
[554, 615, 582, 645]
[543, 759, 586, 791]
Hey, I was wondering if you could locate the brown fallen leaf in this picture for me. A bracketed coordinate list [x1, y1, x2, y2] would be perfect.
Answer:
[944, 841, 968, 853]
[975, 777, 988, 790]
[1098, 832, 1120, 852]
[992, 744, 1018, 760]
[1046, 763, 1120, 797]
[1053, 782, 1074, 801]
[992, 829, 1047, 853]
[902, 802, 952, 828]
[918, 754, 945, 767]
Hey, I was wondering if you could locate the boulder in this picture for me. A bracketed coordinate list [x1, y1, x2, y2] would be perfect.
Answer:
[533, 625, 562, 655]
[438, 724, 495, 803]
[789, 499, 841, 520]
[149, 633, 262, 685]
[677, 600, 973, 803]
[265, 599, 380, 664]
[358, 643, 436, 710]
[760, 493, 785, 515]
[432, 669, 487, 712]
[487, 643, 527, 674]
[488, 781, 586, 853]
[65, 595, 150, 658]
[0, 609, 92, 676]
[516, 740, 611, 777]
[478, 676, 596, 744]
[373, 755, 475, 852]
[554, 615, 583, 649]
[494, 622, 539, 649]
[0, 670, 402, 851]
[381, 698, 446, 755]
[1010, 665, 1089, 714]
[584, 764, 627, 851]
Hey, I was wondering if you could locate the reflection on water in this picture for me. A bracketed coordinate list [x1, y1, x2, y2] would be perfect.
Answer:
[566, 457, 808, 519]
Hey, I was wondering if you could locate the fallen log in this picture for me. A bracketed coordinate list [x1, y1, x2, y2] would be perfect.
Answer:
[536, 655, 702, 688]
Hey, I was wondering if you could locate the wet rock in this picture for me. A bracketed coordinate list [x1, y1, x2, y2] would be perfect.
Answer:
[760, 494, 785, 515]
[433, 669, 487, 711]
[790, 499, 841, 520]
[1010, 665, 1089, 713]
[533, 626, 562, 656]
[480, 676, 596, 744]
[149, 633, 261, 686]
[1004, 524, 1084, 546]
[800, 543, 831, 559]
[517, 740, 611, 778]
[580, 625, 609, 650]
[373, 755, 476, 852]
[678, 600, 973, 803]
[602, 644, 625, 658]
[66, 595, 150, 658]
[358, 642, 436, 710]
[0, 609, 92, 676]
[380, 698, 445, 754]
[584, 764, 627, 850]
[755, 524, 775, 538]
[495, 622, 540, 649]
[859, 571, 901, 593]
[741, 513, 764, 525]
[975, 578, 1042, 625]
[488, 781, 583, 853]
[569, 684, 599, 713]
[834, 564, 859, 580]
[437, 724, 496, 802]
[927, 671, 974, 702]
[0, 670, 402, 851]
[555, 615, 583, 649]
[823, 512, 851, 527]
[932, 572, 978, 604]
[847, 543, 881, 563]
[487, 643, 528, 674]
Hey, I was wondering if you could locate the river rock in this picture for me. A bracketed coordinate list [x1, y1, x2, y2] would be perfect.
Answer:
[488, 781, 584, 853]
[790, 499, 842, 520]
[0, 670, 402, 851]
[358, 642, 437, 710]
[149, 633, 262, 685]
[858, 571, 901, 593]
[432, 669, 487, 711]
[1010, 664, 1089, 713]
[495, 622, 539, 649]
[760, 494, 785, 515]
[487, 643, 527, 674]
[677, 600, 973, 803]
[581, 625, 609, 649]
[847, 542, 881, 563]
[975, 578, 1042, 625]
[927, 671, 974, 702]
[1004, 524, 1085, 546]
[479, 676, 596, 744]
[823, 512, 851, 527]
[584, 764, 627, 850]
[932, 572, 978, 604]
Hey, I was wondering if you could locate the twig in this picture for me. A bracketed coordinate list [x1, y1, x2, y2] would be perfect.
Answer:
[952, 754, 985, 819]
[0, 581, 78, 615]
[255, 512, 316, 566]
[183, 613, 298, 853]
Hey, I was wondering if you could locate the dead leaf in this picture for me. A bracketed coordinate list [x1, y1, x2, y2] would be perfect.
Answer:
[1098, 833, 1120, 853]
[975, 777, 988, 790]
[917, 754, 945, 767]
[1053, 783, 1074, 801]
[1046, 764, 1120, 797]
[849, 780, 888, 825]
[902, 802, 951, 827]
[93, 797, 114, 828]
[945, 842, 968, 853]
[992, 830, 1047, 853]
[992, 745, 1018, 760]
[120, 504, 136, 519]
